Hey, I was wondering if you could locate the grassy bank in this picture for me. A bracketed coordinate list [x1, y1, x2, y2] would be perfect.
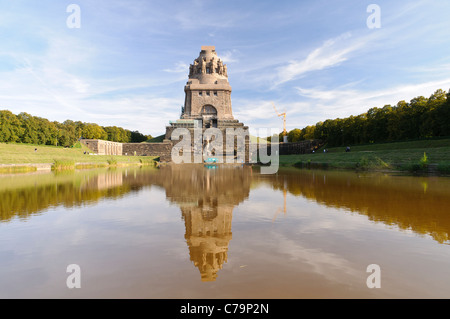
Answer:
[0, 142, 158, 170]
[145, 134, 165, 143]
[0, 166, 38, 174]
[279, 138, 450, 174]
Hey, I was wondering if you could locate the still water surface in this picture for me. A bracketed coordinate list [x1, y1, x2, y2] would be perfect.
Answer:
[1, 165, 449, 298]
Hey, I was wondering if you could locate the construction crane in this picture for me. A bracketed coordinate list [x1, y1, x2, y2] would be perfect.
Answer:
[272, 102, 288, 142]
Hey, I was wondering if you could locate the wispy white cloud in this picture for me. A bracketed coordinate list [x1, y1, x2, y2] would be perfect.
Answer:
[232, 98, 311, 132]
[220, 49, 239, 64]
[0, 46, 182, 135]
[163, 61, 190, 74]
[272, 32, 365, 87]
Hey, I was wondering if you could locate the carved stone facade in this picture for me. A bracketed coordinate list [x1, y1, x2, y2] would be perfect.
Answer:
[182, 46, 233, 122]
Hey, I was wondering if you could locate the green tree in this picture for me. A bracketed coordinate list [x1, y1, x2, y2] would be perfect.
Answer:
[17, 112, 39, 144]
[303, 125, 315, 140]
[366, 105, 392, 143]
[60, 120, 78, 146]
[287, 128, 302, 142]
[421, 89, 447, 137]
[433, 89, 450, 136]
[130, 130, 147, 143]
[82, 123, 108, 140]
[0, 110, 23, 142]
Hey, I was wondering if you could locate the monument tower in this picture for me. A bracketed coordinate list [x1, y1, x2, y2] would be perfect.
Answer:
[165, 46, 248, 142]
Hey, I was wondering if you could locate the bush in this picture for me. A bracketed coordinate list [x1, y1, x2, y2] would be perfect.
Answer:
[72, 141, 82, 148]
[293, 161, 303, 168]
[52, 159, 75, 170]
[107, 157, 118, 165]
[356, 156, 370, 170]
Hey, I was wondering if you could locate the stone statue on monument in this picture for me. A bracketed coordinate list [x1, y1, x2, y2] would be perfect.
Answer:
[210, 57, 215, 74]
[201, 59, 206, 74]
[218, 60, 224, 75]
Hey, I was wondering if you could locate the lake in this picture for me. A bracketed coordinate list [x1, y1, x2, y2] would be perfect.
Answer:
[1, 165, 449, 298]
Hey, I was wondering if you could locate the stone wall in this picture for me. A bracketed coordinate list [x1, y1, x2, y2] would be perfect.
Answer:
[80, 138, 323, 162]
[81, 139, 173, 162]
[80, 139, 123, 156]
[279, 140, 323, 155]
[122, 142, 173, 162]
[258, 140, 323, 156]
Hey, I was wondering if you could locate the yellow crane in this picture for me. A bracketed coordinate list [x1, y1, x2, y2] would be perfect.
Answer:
[272, 102, 287, 141]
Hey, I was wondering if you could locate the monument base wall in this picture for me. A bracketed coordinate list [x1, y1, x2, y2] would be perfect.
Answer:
[122, 142, 173, 162]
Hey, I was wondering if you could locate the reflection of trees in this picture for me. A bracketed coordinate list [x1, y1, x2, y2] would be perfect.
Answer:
[265, 169, 450, 244]
[0, 169, 141, 222]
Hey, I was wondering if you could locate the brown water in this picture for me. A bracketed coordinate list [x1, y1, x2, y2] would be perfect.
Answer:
[0, 165, 449, 298]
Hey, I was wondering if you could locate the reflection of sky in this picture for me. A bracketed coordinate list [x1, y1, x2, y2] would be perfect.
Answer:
[232, 184, 450, 298]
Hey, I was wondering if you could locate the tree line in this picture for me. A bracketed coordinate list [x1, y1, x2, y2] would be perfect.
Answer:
[285, 88, 450, 147]
[0, 110, 151, 146]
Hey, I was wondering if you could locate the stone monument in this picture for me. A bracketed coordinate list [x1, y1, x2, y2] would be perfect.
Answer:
[165, 46, 249, 161]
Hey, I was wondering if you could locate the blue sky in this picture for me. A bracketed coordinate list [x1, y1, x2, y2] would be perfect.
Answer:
[1, 0, 450, 136]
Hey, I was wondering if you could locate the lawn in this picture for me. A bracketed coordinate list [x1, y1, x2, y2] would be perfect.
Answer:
[279, 138, 450, 173]
[0, 142, 157, 165]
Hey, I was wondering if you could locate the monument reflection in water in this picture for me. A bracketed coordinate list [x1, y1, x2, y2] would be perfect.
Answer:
[155, 164, 251, 281]
[69, 165, 252, 283]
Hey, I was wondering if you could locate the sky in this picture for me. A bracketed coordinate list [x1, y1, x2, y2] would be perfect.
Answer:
[1, 0, 450, 136]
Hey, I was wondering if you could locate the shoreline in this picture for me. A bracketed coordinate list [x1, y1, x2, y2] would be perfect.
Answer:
[277, 161, 450, 177]
[0, 161, 157, 174]
[2, 161, 447, 178]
